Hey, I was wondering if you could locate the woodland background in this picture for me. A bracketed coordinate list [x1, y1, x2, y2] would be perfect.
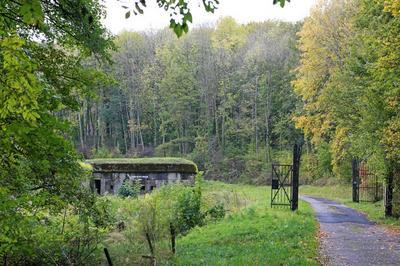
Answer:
[75, 18, 302, 183]
[75, 0, 400, 184]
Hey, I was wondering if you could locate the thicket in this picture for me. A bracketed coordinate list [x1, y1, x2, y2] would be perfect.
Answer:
[118, 179, 142, 198]
[104, 174, 229, 264]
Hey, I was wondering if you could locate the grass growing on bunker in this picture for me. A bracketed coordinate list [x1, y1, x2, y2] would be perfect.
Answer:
[86, 157, 198, 173]
[86, 157, 197, 166]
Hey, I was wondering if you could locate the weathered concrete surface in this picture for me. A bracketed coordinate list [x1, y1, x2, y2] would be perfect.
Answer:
[86, 158, 197, 195]
[301, 196, 400, 266]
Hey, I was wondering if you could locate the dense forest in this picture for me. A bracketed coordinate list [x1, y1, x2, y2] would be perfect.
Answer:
[75, 18, 302, 182]
[75, 0, 400, 184]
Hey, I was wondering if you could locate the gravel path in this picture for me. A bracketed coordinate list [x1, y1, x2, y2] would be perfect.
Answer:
[301, 196, 400, 266]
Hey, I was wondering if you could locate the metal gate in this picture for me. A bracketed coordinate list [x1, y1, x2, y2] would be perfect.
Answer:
[352, 160, 383, 202]
[271, 144, 301, 211]
[271, 164, 293, 207]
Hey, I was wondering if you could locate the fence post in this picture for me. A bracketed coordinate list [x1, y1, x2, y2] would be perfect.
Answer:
[291, 144, 301, 211]
[385, 166, 393, 217]
[170, 223, 176, 254]
[104, 248, 113, 266]
[352, 159, 359, 203]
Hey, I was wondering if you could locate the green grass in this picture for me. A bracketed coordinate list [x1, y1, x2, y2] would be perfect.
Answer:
[103, 182, 319, 265]
[300, 185, 400, 227]
[86, 157, 196, 165]
[165, 182, 318, 265]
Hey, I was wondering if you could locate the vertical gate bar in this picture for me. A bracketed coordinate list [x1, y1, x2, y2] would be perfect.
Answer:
[287, 165, 289, 207]
[282, 167, 284, 205]
[291, 144, 300, 211]
[282, 166, 284, 204]
[270, 164, 273, 207]
[279, 166, 282, 204]
[284, 166, 286, 206]
[352, 159, 359, 203]
[277, 166, 280, 205]
[385, 165, 393, 217]
[289, 165, 292, 208]
[375, 171, 378, 202]
[277, 167, 282, 206]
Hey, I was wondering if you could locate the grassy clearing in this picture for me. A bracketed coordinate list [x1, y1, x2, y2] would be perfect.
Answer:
[167, 182, 318, 265]
[300, 185, 400, 227]
[104, 182, 319, 265]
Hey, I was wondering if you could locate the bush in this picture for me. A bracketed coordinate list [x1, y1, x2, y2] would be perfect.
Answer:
[91, 147, 116, 158]
[240, 147, 272, 184]
[0, 191, 113, 265]
[104, 176, 236, 264]
[205, 203, 226, 221]
[175, 187, 203, 234]
[118, 179, 141, 198]
[113, 174, 206, 260]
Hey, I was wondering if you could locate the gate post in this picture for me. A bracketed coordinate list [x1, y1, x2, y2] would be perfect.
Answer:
[291, 144, 301, 211]
[352, 159, 359, 203]
[385, 166, 393, 217]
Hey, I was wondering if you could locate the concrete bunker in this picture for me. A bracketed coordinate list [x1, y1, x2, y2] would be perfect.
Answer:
[86, 158, 198, 195]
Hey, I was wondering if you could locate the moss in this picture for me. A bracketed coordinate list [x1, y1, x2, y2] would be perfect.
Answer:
[86, 157, 195, 165]
[86, 157, 198, 173]
[79, 161, 93, 171]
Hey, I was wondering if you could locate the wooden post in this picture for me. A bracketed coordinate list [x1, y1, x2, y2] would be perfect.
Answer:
[291, 144, 301, 211]
[104, 248, 113, 266]
[170, 223, 176, 254]
[352, 159, 359, 203]
[145, 232, 154, 256]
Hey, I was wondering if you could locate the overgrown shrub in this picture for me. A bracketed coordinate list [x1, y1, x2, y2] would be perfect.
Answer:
[104, 179, 255, 264]
[0, 190, 114, 265]
[175, 187, 203, 234]
[92, 147, 121, 159]
[205, 203, 226, 221]
[107, 173, 208, 262]
[118, 179, 141, 198]
[207, 156, 246, 182]
[239, 147, 272, 185]
[189, 136, 210, 171]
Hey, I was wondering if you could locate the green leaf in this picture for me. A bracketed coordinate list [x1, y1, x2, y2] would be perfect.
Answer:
[174, 25, 183, 37]
[183, 23, 189, 33]
[20, 0, 44, 25]
[185, 12, 193, 23]
[135, 3, 144, 14]
[273, 0, 289, 7]
[125, 11, 131, 18]
[170, 19, 176, 29]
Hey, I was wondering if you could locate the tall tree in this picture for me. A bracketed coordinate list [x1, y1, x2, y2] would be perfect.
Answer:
[293, 0, 400, 179]
[0, 0, 113, 260]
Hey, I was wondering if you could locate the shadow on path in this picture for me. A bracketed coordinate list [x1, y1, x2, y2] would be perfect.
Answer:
[302, 196, 400, 266]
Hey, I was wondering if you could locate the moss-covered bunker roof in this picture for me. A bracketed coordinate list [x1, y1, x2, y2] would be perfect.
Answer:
[85, 157, 198, 174]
